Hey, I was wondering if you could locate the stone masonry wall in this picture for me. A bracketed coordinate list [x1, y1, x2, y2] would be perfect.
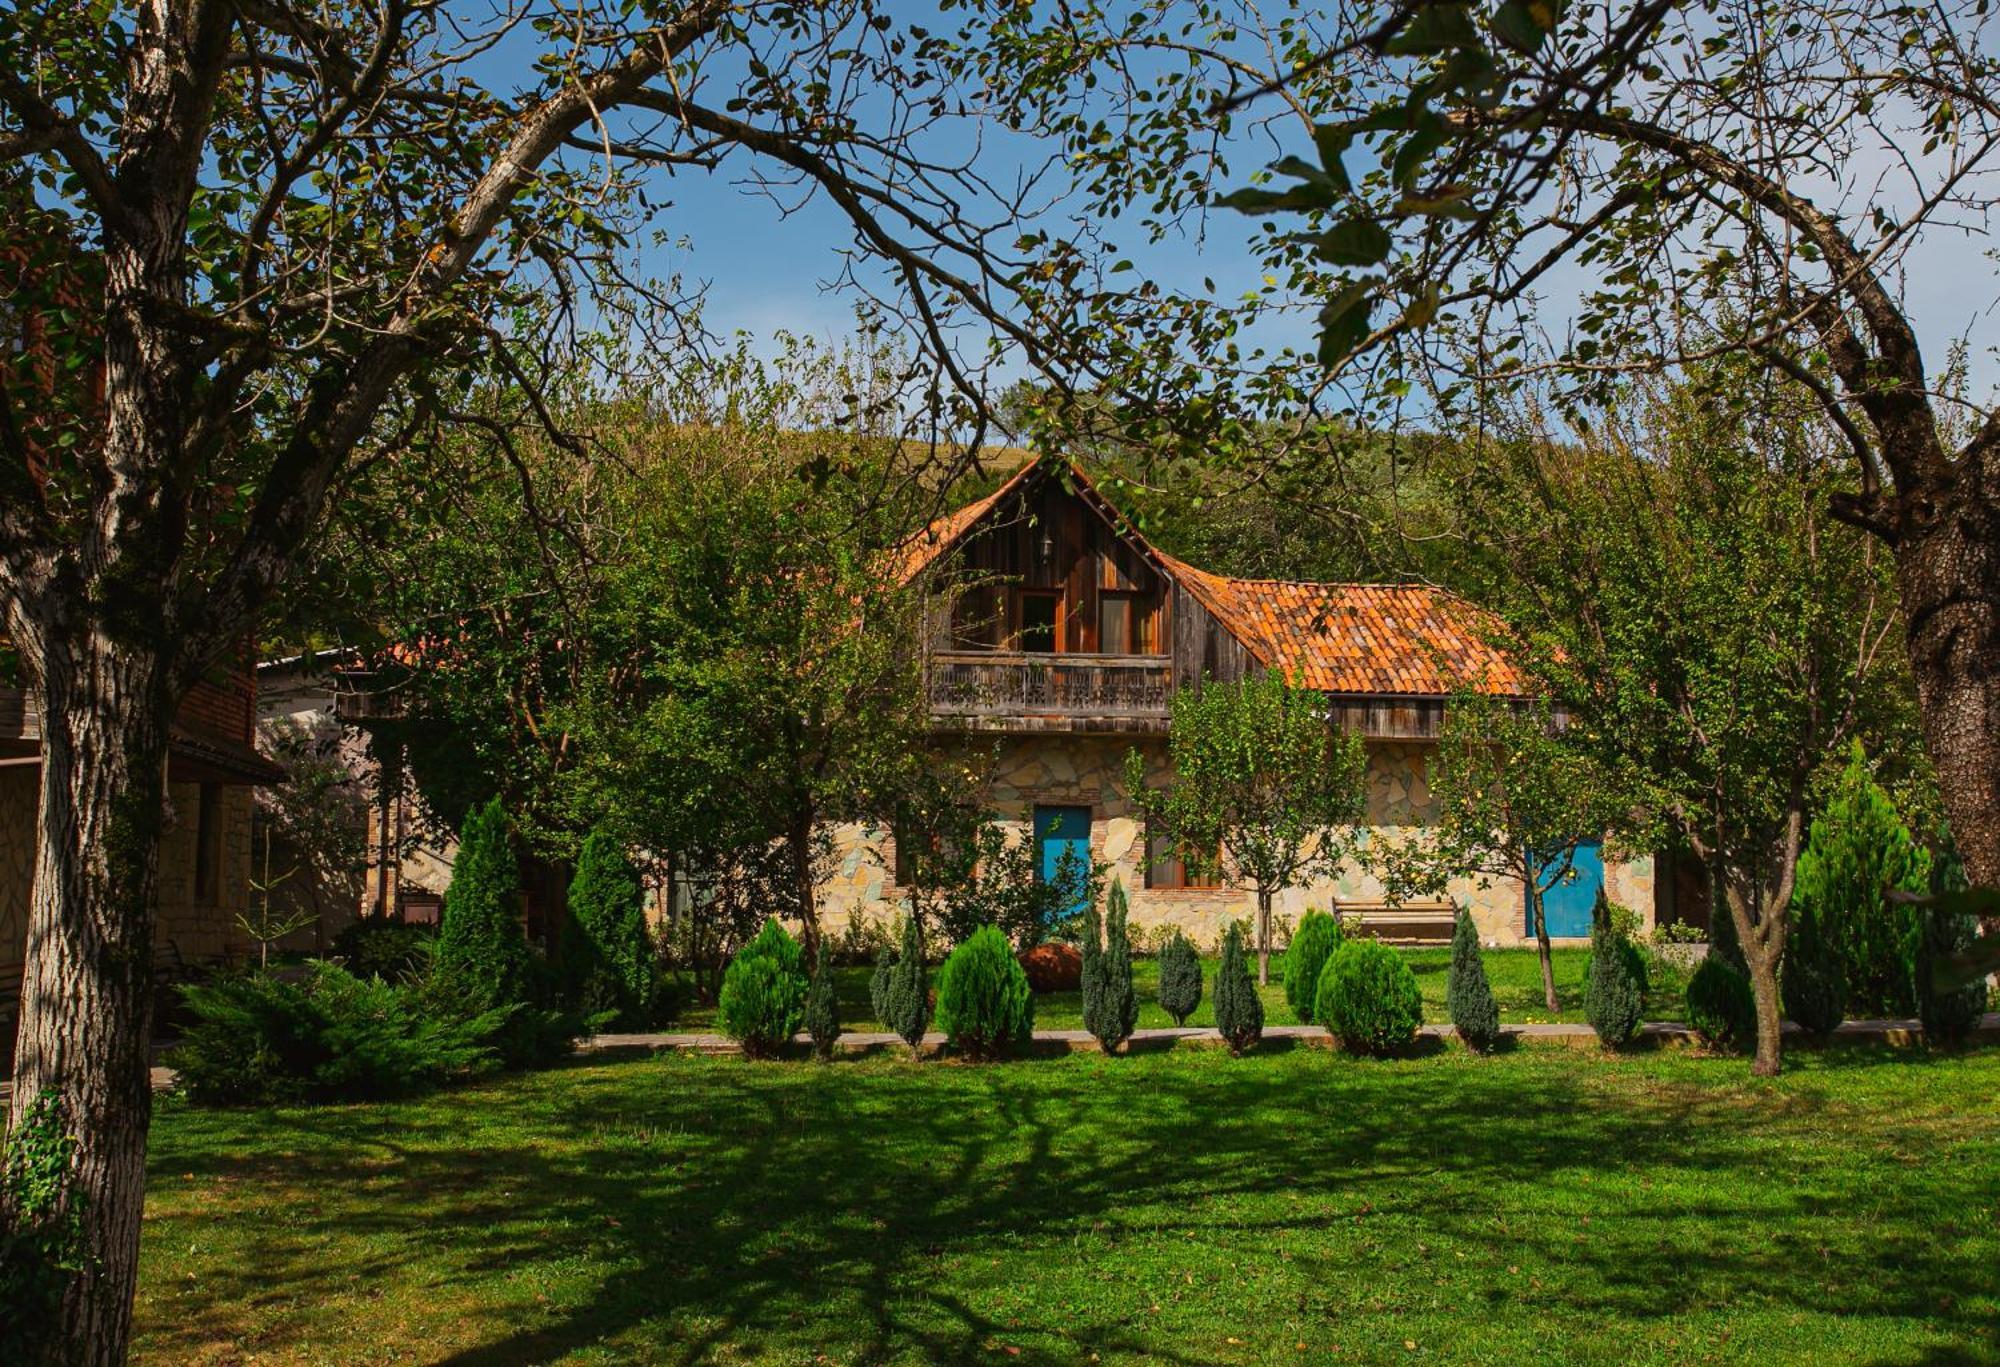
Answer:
[819, 733, 1655, 949]
[1, 771, 257, 986]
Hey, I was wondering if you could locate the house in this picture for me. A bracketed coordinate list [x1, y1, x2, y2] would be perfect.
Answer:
[815, 456, 1668, 947]
[0, 661, 283, 1012]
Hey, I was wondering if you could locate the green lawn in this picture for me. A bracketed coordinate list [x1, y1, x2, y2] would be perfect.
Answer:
[138, 1046, 2000, 1364]
[665, 946, 1686, 1034]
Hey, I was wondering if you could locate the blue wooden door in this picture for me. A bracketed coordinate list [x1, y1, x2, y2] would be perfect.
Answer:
[1035, 805, 1093, 920]
[1528, 839, 1604, 938]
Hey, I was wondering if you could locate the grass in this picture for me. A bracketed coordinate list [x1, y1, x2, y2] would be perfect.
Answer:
[137, 1044, 2000, 1365]
[665, 946, 1685, 1034]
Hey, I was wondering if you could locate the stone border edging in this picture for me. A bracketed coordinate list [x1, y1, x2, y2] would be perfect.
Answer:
[578, 1013, 2000, 1059]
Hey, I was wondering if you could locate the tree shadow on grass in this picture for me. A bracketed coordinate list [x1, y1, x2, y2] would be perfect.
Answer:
[139, 1049, 2000, 1365]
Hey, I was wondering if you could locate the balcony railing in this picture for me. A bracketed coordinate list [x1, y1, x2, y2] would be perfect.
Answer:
[926, 650, 1172, 731]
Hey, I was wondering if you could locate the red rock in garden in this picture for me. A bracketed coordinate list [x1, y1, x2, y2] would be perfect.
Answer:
[1017, 942, 1082, 992]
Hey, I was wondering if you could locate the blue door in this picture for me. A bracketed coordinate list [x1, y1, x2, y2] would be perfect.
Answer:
[1528, 839, 1604, 938]
[1035, 805, 1093, 921]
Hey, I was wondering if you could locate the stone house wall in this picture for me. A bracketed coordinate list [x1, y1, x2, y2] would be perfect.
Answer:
[818, 733, 1656, 949]
[1, 769, 257, 985]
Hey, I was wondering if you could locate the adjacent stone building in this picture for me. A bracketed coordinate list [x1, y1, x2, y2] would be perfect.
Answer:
[819, 457, 1665, 948]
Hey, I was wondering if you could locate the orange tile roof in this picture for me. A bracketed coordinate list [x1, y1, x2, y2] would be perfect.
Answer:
[1157, 554, 1523, 696]
[902, 455, 1523, 698]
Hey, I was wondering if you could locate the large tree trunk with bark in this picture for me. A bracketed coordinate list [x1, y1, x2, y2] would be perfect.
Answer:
[1892, 481, 2000, 895]
[787, 806, 822, 961]
[8, 636, 175, 1366]
[1720, 879, 1788, 1079]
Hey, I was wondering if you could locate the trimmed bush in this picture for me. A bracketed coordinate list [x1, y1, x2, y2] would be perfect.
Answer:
[1316, 940, 1423, 1056]
[1584, 919, 1646, 1048]
[805, 953, 840, 1060]
[430, 798, 532, 1017]
[869, 947, 894, 1023]
[716, 919, 808, 1058]
[1082, 879, 1139, 1053]
[1445, 909, 1500, 1053]
[884, 914, 931, 1052]
[1017, 942, 1083, 992]
[169, 962, 507, 1105]
[1283, 909, 1344, 1025]
[1, 1090, 84, 1364]
[564, 829, 657, 1029]
[1213, 923, 1264, 1055]
[935, 925, 1035, 1060]
[1917, 903, 1986, 1047]
[1685, 956, 1756, 1052]
[1157, 931, 1204, 1027]
[1781, 917, 1846, 1039]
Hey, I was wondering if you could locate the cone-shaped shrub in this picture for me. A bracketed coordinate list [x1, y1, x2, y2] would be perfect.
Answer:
[935, 925, 1034, 1060]
[1283, 909, 1344, 1025]
[564, 829, 656, 1028]
[1316, 939, 1423, 1055]
[1780, 911, 1846, 1038]
[1212, 923, 1264, 1055]
[1584, 917, 1645, 1048]
[1445, 909, 1500, 1053]
[1157, 931, 1204, 1027]
[431, 798, 531, 1016]
[1686, 956, 1755, 1052]
[1917, 904, 1985, 1047]
[717, 918, 808, 1058]
[1082, 879, 1139, 1053]
[869, 946, 894, 1024]
[804, 953, 840, 1061]
[884, 914, 931, 1052]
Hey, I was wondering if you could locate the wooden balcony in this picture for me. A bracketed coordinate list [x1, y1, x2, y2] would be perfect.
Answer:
[925, 650, 1173, 734]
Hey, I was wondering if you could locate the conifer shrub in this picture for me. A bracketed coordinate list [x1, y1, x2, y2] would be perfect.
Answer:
[1917, 904, 1986, 1047]
[1584, 918, 1646, 1048]
[430, 798, 532, 1017]
[1445, 909, 1500, 1053]
[1082, 879, 1139, 1053]
[331, 918, 434, 982]
[1316, 939, 1423, 1056]
[1781, 917, 1847, 1038]
[717, 919, 808, 1058]
[935, 925, 1035, 1060]
[1685, 956, 1756, 1052]
[1156, 931, 1204, 1027]
[804, 953, 840, 1061]
[564, 829, 657, 1029]
[869, 946, 894, 1023]
[884, 914, 931, 1052]
[1283, 908, 1344, 1025]
[169, 962, 508, 1104]
[1212, 923, 1264, 1055]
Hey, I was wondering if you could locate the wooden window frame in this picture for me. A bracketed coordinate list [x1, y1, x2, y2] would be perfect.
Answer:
[1144, 821, 1223, 891]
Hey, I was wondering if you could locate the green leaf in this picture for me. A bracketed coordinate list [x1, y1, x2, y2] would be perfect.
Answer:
[1385, 3, 1479, 55]
[1395, 185, 1479, 219]
[1313, 217, 1393, 267]
[1491, 0, 1560, 56]
[1390, 114, 1447, 188]
[1316, 280, 1376, 366]
[1312, 124, 1355, 192]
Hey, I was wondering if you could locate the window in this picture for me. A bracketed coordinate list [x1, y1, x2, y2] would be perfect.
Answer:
[192, 783, 223, 905]
[1145, 826, 1222, 890]
[1017, 591, 1059, 653]
[1098, 591, 1155, 654]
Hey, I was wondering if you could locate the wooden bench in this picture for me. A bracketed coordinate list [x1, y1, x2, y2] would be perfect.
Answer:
[1341, 902, 1457, 946]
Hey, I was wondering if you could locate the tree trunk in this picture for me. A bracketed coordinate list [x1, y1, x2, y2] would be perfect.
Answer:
[1892, 492, 2000, 894]
[1723, 882, 1787, 1078]
[1527, 882, 1558, 1012]
[788, 807, 821, 961]
[8, 640, 174, 1367]
[1255, 887, 1272, 986]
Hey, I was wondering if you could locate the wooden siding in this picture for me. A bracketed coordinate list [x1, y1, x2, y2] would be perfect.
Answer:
[0, 669, 256, 749]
